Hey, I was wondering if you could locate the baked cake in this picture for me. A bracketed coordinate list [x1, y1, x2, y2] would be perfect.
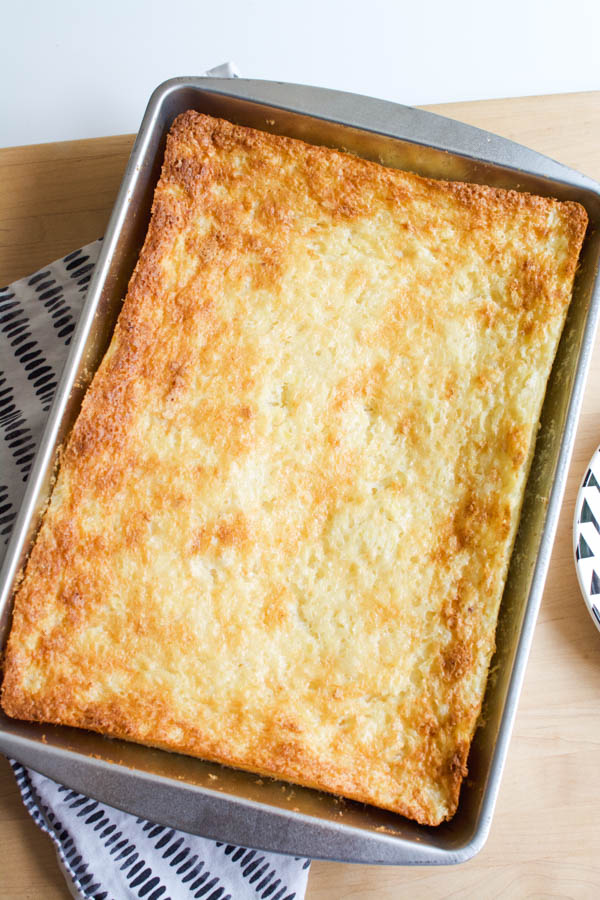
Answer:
[1, 112, 587, 825]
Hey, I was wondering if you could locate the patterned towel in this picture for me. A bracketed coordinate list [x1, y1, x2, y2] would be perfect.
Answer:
[1, 241, 311, 900]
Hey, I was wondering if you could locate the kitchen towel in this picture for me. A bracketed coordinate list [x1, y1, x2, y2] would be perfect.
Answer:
[1, 239, 311, 900]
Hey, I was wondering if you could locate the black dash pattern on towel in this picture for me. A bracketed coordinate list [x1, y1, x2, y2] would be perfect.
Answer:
[2, 245, 311, 900]
[0, 240, 103, 536]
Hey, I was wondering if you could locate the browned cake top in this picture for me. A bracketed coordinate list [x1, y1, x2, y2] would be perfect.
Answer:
[1, 111, 587, 825]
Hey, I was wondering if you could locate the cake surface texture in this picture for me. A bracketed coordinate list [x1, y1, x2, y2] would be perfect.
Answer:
[1, 111, 587, 825]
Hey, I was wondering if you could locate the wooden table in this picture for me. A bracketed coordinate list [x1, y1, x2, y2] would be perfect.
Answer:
[1, 92, 599, 899]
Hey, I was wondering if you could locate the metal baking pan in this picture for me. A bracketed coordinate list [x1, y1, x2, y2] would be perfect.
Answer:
[1, 77, 599, 866]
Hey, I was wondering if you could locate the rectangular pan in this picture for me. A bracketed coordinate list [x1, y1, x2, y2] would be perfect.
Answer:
[1, 78, 599, 865]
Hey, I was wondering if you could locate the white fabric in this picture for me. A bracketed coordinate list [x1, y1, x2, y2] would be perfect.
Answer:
[2, 242, 311, 900]
[12, 761, 310, 900]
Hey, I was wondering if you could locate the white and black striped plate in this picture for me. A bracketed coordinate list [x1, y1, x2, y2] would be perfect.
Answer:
[574, 446, 600, 633]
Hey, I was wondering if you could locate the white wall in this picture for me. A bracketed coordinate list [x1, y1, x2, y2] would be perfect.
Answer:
[3, 0, 599, 147]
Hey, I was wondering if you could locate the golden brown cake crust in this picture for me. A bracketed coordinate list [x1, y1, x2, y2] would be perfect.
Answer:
[1, 112, 587, 826]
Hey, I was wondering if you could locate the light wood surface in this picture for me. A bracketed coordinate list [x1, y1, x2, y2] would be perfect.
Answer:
[1, 91, 599, 899]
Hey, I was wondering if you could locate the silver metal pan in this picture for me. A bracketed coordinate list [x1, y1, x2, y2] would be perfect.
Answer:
[1, 78, 599, 865]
